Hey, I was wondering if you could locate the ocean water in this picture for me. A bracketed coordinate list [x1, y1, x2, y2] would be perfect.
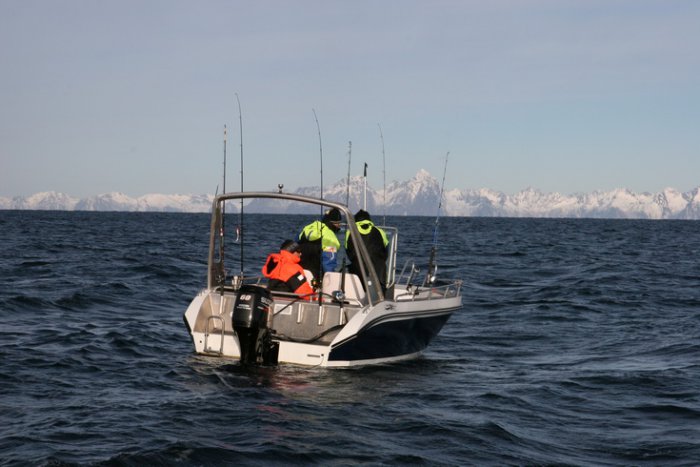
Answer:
[1, 210, 699, 466]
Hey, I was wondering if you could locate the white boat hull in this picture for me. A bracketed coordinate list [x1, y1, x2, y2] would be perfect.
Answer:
[184, 287, 461, 367]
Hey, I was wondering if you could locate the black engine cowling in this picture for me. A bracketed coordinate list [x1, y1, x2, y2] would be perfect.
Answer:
[232, 285, 278, 366]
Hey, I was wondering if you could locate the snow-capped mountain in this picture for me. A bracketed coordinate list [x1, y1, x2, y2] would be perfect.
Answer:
[74, 192, 214, 212]
[0, 191, 215, 213]
[1, 191, 80, 211]
[2, 172, 699, 219]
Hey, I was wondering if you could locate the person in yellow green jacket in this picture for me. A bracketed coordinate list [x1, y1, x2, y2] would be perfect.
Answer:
[345, 209, 389, 292]
[298, 208, 342, 278]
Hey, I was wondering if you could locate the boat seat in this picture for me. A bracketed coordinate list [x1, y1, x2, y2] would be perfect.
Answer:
[303, 269, 314, 283]
[321, 272, 366, 304]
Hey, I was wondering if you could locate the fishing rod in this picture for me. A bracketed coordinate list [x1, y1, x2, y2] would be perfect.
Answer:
[363, 162, 368, 211]
[312, 108, 323, 202]
[424, 151, 449, 286]
[219, 125, 227, 284]
[345, 141, 352, 206]
[378, 124, 386, 225]
[236, 93, 244, 278]
[216, 126, 228, 315]
[223, 125, 227, 195]
[312, 109, 325, 295]
[338, 140, 352, 298]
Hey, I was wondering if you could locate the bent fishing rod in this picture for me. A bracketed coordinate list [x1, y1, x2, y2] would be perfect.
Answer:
[218, 95, 245, 289]
[312, 108, 326, 293]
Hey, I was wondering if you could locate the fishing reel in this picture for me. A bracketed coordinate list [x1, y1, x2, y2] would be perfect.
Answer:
[331, 290, 346, 302]
[427, 265, 438, 285]
[406, 263, 420, 294]
[231, 274, 243, 290]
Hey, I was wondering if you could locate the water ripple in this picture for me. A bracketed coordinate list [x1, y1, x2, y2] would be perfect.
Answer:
[1, 212, 699, 465]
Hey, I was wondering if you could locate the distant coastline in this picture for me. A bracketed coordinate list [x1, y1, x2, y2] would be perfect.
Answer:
[2, 170, 699, 220]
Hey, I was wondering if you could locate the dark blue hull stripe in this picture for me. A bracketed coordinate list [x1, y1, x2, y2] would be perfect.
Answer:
[328, 311, 454, 362]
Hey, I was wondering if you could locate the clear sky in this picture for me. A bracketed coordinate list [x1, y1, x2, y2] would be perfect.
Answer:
[1, 0, 698, 198]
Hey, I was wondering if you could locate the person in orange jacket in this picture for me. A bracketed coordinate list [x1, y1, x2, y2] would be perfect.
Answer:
[262, 239, 315, 299]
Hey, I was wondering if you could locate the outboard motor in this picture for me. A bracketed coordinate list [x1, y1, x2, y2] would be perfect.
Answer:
[232, 285, 278, 366]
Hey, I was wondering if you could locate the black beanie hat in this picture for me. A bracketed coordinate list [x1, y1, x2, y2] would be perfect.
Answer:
[323, 208, 341, 223]
[354, 209, 371, 222]
[280, 239, 300, 252]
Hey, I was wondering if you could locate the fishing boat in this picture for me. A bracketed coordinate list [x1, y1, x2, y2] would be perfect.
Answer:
[183, 191, 462, 367]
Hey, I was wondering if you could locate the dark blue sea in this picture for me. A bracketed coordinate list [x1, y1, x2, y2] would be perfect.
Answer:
[1, 210, 699, 466]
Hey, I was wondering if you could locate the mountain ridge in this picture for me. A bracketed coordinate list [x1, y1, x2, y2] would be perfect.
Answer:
[2, 171, 699, 220]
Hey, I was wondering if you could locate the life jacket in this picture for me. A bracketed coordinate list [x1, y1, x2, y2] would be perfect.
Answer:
[298, 220, 341, 273]
[349, 219, 388, 247]
[345, 219, 389, 291]
[262, 250, 314, 299]
[299, 220, 341, 250]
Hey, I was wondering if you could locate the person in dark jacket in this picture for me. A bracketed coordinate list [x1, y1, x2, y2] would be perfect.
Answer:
[262, 239, 315, 299]
[297, 208, 342, 278]
[345, 209, 389, 292]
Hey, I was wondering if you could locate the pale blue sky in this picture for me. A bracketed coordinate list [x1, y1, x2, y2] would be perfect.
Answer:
[1, 0, 698, 198]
